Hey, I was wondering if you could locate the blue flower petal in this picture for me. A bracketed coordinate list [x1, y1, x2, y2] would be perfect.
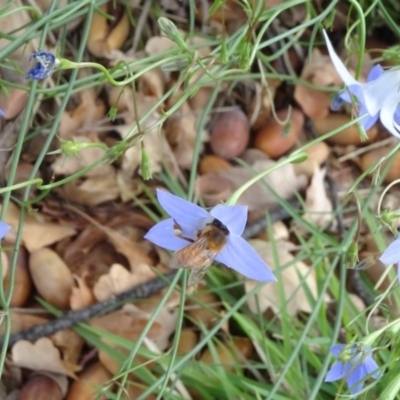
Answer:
[379, 237, 400, 265]
[325, 361, 349, 382]
[26, 51, 57, 80]
[210, 204, 247, 235]
[358, 104, 379, 130]
[363, 356, 380, 378]
[363, 70, 400, 117]
[215, 235, 276, 281]
[0, 109, 4, 117]
[323, 30, 358, 87]
[156, 189, 209, 239]
[346, 364, 365, 395]
[367, 65, 384, 82]
[330, 344, 345, 357]
[144, 218, 190, 251]
[379, 94, 400, 139]
[0, 222, 11, 239]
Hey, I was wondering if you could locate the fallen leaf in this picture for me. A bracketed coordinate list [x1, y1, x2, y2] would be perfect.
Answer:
[301, 167, 335, 230]
[11, 338, 81, 378]
[70, 274, 96, 310]
[3, 202, 76, 252]
[93, 263, 155, 302]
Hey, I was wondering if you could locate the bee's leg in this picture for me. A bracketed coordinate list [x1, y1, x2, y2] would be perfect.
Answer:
[188, 266, 209, 287]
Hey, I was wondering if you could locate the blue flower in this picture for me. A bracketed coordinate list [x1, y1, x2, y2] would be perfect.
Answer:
[25, 51, 58, 80]
[144, 189, 276, 282]
[379, 236, 400, 282]
[0, 222, 11, 239]
[0, 109, 4, 117]
[325, 344, 380, 395]
[323, 30, 400, 138]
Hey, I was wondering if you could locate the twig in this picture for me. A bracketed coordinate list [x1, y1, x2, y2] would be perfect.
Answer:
[1, 271, 177, 348]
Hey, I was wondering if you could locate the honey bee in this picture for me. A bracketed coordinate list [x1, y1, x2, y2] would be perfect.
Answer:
[170, 218, 230, 287]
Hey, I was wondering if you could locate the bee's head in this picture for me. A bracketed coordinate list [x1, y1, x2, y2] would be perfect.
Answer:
[210, 218, 229, 235]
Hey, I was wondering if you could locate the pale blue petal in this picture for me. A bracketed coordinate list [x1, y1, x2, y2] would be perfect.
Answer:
[330, 344, 345, 357]
[210, 204, 247, 235]
[367, 64, 384, 82]
[380, 94, 400, 139]
[325, 361, 349, 381]
[394, 107, 400, 125]
[339, 91, 351, 103]
[144, 218, 190, 251]
[379, 237, 400, 265]
[364, 356, 380, 378]
[156, 189, 209, 237]
[358, 104, 379, 130]
[215, 235, 276, 281]
[323, 30, 358, 87]
[0, 222, 11, 239]
[363, 70, 400, 116]
[346, 365, 365, 395]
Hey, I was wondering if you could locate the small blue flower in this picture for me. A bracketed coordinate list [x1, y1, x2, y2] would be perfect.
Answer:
[25, 51, 58, 80]
[379, 236, 400, 282]
[323, 30, 400, 138]
[325, 344, 380, 395]
[0, 221, 11, 239]
[144, 189, 276, 282]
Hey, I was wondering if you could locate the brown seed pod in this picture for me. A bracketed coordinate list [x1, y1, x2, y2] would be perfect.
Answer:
[313, 113, 378, 145]
[199, 155, 232, 175]
[210, 109, 250, 159]
[254, 108, 304, 159]
[18, 375, 63, 400]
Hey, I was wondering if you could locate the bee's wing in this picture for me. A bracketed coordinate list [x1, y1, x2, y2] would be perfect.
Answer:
[188, 266, 209, 287]
[169, 236, 217, 270]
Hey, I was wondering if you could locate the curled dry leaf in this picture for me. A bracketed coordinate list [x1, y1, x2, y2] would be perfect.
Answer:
[2, 201, 76, 252]
[29, 248, 74, 309]
[301, 167, 335, 230]
[11, 338, 81, 378]
[245, 239, 327, 315]
[66, 362, 111, 400]
[0, 88, 28, 120]
[93, 263, 155, 301]
[87, 3, 130, 57]
[50, 329, 85, 365]
[70, 274, 96, 310]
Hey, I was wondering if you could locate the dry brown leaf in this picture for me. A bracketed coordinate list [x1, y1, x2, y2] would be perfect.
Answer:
[301, 167, 335, 230]
[294, 49, 345, 120]
[51, 136, 111, 177]
[70, 274, 96, 310]
[2, 202, 76, 252]
[58, 88, 106, 140]
[51, 329, 85, 365]
[0, 312, 48, 336]
[245, 239, 326, 315]
[166, 94, 208, 169]
[90, 309, 161, 343]
[198, 155, 307, 211]
[11, 338, 81, 378]
[123, 304, 178, 350]
[66, 362, 111, 400]
[93, 263, 155, 302]
[29, 248, 74, 309]
[60, 173, 120, 206]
